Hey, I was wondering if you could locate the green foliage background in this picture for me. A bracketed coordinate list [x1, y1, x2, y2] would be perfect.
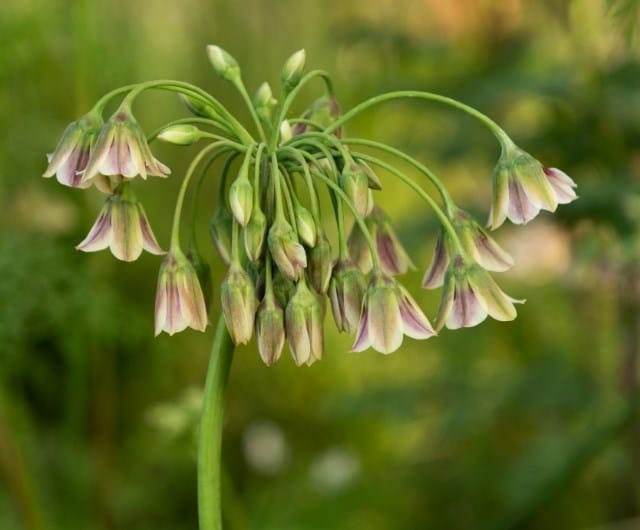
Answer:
[1, 1, 639, 529]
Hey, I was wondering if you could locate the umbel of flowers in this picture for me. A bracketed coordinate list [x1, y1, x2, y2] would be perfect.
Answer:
[44, 46, 577, 365]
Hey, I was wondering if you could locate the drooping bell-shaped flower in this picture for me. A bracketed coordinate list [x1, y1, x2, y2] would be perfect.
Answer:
[81, 107, 170, 185]
[488, 145, 577, 229]
[268, 217, 307, 281]
[352, 274, 435, 354]
[423, 209, 513, 289]
[76, 186, 164, 261]
[244, 204, 267, 262]
[285, 280, 324, 366]
[434, 255, 524, 330]
[340, 161, 371, 219]
[209, 206, 234, 265]
[347, 222, 373, 274]
[154, 249, 209, 336]
[369, 207, 415, 276]
[329, 259, 367, 334]
[220, 263, 258, 345]
[43, 112, 103, 189]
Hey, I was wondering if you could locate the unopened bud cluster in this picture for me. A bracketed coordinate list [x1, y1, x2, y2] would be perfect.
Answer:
[43, 46, 577, 365]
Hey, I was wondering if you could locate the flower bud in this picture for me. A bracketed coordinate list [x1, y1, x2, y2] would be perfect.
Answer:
[340, 162, 370, 219]
[347, 222, 373, 274]
[292, 94, 343, 137]
[295, 204, 317, 247]
[280, 49, 306, 92]
[253, 82, 277, 123]
[244, 204, 267, 261]
[279, 120, 293, 144]
[220, 263, 258, 345]
[229, 175, 253, 226]
[206, 45, 241, 82]
[272, 268, 295, 308]
[285, 280, 323, 366]
[329, 259, 366, 334]
[157, 124, 203, 146]
[256, 294, 285, 366]
[180, 94, 220, 120]
[268, 218, 307, 280]
[209, 207, 233, 265]
[308, 233, 333, 294]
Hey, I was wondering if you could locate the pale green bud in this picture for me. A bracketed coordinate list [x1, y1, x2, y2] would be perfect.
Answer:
[280, 49, 306, 92]
[279, 120, 292, 144]
[285, 280, 323, 366]
[209, 207, 233, 265]
[206, 45, 241, 82]
[229, 175, 253, 226]
[220, 263, 258, 345]
[308, 233, 333, 294]
[253, 82, 277, 122]
[329, 259, 366, 334]
[157, 124, 203, 146]
[295, 204, 317, 247]
[268, 217, 307, 280]
[179, 94, 220, 120]
[340, 162, 370, 219]
[244, 204, 267, 261]
[256, 293, 285, 366]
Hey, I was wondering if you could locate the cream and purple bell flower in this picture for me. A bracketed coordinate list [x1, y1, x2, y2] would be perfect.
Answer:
[255, 292, 286, 367]
[267, 217, 308, 281]
[285, 279, 324, 366]
[434, 255, 524, 330]
[488, 144, 577, 229]
[220, 262, 258, 345]
[81, 106, 170, 185]
[154, 249, 209, 336]
[76, 185, 164, 262]
[352, 274, 435, 354]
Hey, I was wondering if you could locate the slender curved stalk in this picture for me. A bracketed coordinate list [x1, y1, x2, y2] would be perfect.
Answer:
[198, 317, 235, 530]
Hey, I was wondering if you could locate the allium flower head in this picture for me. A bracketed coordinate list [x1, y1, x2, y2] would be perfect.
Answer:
[76, 187, 164, 262]
[268, 217, 307, 281]
[43, 112, 103, 189]
[154, 250, 209, 336]
[434, 255, 524, 331]
[352, 274, 435, 354]
[220, 263, 258, 345]
[82, 109, 170, 184]
[489, 146, 577, 229]
[285, 280, 323, 366]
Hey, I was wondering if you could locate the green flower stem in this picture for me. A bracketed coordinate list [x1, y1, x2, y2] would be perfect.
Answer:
[170, 141, 244, 250]
[96, 79, 254, 144]
[310, 169, 381, 270]
[190, 149, 234, 252]
[353, 152, 465, 255]
[198, 316, 235, 530]
[341, 137, 457, 217]
[278, 167, 298, 225]
[230, 79, 268, 143]
[271, 153, 286, 220]
[252, 143, 266, 205]
[325, 90, 511, 145]
[279, 147, 321, 224]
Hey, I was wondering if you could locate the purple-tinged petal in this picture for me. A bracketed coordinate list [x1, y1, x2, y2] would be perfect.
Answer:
[110, 198, 143, 262]
[447, 284, 487, 330]
[138, 204, 165, 255]
[422, 232, 449, 288]
[544, 167, 577, 204]
[507, 179, 541, 225]
[76, 205, 112, 253]
[351, 303, 371, 352]
[397, 285, 435, 339]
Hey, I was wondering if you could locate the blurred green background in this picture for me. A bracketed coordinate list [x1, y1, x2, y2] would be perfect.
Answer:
[1, 0, 640, 529]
